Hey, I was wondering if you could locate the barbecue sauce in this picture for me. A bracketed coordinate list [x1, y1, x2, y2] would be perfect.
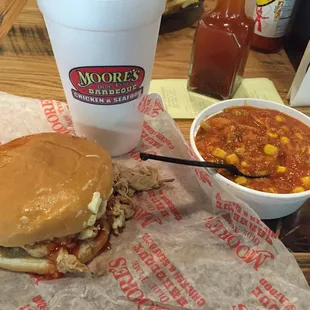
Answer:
[188, 0, 254, 99]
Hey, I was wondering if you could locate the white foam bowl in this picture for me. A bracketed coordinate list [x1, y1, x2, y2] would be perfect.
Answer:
[190, 98, 310, 219]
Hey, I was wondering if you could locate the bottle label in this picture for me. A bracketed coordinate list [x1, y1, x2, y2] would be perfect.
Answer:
[254, 0, 296, 38]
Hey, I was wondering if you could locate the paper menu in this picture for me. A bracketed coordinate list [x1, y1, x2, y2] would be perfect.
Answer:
[149, 78, 283, 119]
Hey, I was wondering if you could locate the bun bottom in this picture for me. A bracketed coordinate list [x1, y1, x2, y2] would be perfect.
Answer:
[0, 247, 58, 275]
[0, 221, 111, 276]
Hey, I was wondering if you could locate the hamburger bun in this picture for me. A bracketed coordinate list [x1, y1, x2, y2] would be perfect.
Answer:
[0, 219, 111, 275]
[0, 132, 113, 247]
[0, 247, 58, 275]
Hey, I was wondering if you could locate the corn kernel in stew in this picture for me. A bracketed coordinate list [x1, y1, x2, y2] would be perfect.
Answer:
[267, 132, 278, 138]
[276, 115, 285, 122]
[295, 132, 303, 140]
[235, 147, 245, 154]
[277, 166, 286, 173]
[225, 154, 239, 165]
[235, 177, 247, 185]
[293, 187, 305, 193]
[301, 177, 310, 186]
[212, 148, 227, 159]
[280, 137, 290, 144]
[241, 161, 248, 167]
[264, 144, 278, 156]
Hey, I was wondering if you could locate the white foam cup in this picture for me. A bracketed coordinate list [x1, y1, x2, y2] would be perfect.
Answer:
[37, 0, 166, 156]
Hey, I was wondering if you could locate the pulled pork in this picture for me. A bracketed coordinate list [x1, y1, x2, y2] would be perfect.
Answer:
[56, 248, 88, 273]
[113, 164, 173, 192]
[111, 164, 174, 233]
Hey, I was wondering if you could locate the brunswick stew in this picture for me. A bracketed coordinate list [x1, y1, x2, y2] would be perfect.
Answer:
[195, 106, 310, 194]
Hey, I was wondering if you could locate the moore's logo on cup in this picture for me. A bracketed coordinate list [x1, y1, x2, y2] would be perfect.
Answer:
[69, 66, 145, 105]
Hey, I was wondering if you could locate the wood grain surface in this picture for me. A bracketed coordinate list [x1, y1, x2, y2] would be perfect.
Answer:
[0, 0, 309, 285]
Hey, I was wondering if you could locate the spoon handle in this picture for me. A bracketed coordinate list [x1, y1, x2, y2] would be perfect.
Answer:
[139, 153, 268, 179]
[140, 152, 234, 170]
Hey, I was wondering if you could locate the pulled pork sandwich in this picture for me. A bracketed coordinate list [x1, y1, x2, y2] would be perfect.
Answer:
[0, 133, 170, 277]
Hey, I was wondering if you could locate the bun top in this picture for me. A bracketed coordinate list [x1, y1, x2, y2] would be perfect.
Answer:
[0, 133, 113, 247]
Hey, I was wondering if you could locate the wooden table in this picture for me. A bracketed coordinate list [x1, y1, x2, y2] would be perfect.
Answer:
[0, 0, 309, 284]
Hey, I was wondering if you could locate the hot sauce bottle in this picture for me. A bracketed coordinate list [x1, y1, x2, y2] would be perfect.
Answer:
[251, 0, 297, 53]
[188, 0, 254, 100]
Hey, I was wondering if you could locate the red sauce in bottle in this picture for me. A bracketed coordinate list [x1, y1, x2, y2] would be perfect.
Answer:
[251, 0, 297, 53]
[188, 0, 254, 100]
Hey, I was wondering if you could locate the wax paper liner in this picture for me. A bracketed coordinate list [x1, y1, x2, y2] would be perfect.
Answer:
[0, 91, 309, 310]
